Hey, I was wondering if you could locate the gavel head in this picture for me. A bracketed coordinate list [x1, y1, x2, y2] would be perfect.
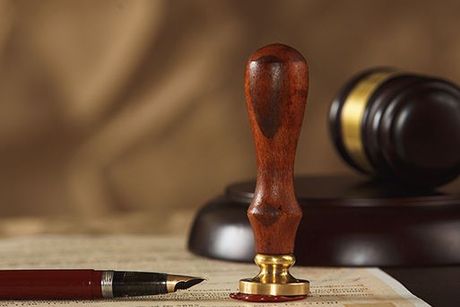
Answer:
[330, 68, 460, 188]
[231, 43, 309, 301]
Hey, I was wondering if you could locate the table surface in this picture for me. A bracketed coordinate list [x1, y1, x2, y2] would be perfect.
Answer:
[384, 267, 460, 307]
[0, 234, 431, 306]
[0, 215, 457, 306]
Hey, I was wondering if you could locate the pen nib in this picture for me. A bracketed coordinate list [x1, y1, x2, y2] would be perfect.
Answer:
[167, 274, 205, 292]
[175, 278, 205, 290]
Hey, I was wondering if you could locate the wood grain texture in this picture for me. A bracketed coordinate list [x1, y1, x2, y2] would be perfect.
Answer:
[245, 43, 308, 254]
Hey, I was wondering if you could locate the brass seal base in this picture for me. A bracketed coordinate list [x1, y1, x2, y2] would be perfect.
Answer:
[238, 254, 309, 296]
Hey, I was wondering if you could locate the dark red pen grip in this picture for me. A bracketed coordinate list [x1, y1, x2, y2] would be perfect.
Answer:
[0, 269, 103, 300]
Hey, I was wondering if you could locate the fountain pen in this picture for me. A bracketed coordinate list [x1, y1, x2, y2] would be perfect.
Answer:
[0, 269, 205, 300]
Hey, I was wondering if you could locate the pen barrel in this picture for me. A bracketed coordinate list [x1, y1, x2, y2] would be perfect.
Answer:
[0, 269, 102, 300]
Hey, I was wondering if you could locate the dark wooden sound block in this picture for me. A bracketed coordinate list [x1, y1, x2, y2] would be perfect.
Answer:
[188, 176, 460, 266]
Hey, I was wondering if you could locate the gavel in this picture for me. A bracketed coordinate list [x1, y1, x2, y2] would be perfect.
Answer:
[330, 68, 460, 188]
[231, 43, 309, 302]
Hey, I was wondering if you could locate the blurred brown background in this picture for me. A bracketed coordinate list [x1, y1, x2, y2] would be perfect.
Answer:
[0, 0, 459, 235]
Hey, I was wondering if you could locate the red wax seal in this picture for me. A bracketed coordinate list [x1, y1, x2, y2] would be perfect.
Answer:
[230, 292, 307, 302]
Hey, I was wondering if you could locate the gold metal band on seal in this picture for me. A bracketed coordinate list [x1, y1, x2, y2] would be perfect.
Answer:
[238, 254, 309, 296]
[340, 71, 397, 172]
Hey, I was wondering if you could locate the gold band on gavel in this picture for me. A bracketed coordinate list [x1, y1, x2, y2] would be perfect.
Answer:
[340, 71, 398, 172]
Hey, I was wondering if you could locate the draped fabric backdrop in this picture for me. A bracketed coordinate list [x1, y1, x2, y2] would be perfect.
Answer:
[0, 0, 459, 233]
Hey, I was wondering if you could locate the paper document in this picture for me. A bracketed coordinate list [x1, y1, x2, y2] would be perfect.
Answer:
[0, 235, 429, 307]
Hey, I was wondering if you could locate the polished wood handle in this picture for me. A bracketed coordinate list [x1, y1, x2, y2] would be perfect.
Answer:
[245, 43, 308, 255]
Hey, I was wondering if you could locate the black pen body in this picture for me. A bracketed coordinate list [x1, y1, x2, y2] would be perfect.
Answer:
[102, 271, 170, 298]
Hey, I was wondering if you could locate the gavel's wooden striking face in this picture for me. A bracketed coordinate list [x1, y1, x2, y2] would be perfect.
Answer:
[231, 43, 310, 302]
